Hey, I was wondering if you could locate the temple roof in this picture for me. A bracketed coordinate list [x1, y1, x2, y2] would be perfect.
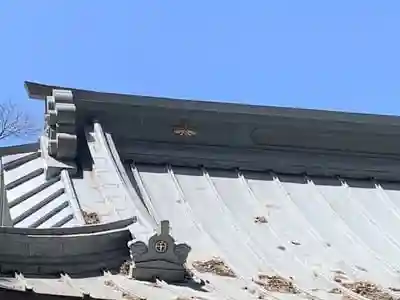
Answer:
[1, 82, 400, 299]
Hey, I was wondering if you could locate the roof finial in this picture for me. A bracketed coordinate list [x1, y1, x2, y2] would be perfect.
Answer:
[159, 220, 170, 235]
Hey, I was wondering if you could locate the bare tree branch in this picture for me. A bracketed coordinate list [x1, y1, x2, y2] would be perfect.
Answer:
[0, 100, 40, 141]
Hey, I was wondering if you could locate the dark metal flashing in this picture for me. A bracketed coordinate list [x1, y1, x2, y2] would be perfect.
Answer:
[0, 217, 135, 235]
[0, 286, 107, 300]
[120, 142, 400, 181]
[24, 81, 400, 125]
[24, 81, 400, 180]
[0, 221, 132, 276]
[0, 143, 39, 157]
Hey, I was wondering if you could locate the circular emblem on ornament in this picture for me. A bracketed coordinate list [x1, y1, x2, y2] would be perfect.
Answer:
[155, 240, 168, 253]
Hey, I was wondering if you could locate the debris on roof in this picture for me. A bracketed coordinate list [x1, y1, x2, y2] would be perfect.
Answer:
[120, 260, 132, 276]
[253, 274, 300, 294]
[104, 279, 147, 300]
[254, 216, 268, 224]
[192, 258, 236, 278]
[82, 210, 101, 225]
[331, 281, 397, 300]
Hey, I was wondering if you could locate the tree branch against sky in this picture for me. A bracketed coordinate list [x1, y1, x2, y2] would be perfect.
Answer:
[0, 100, 40, 142]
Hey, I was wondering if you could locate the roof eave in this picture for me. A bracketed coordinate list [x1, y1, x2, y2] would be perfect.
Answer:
[25, 81, 400, 126]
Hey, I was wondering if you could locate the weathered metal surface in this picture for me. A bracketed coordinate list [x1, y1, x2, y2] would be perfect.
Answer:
[3, 164, 400, 299]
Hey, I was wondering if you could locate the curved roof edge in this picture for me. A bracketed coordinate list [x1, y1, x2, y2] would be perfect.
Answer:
[0, 218, 135, 276]
[0, 217, 135, 235]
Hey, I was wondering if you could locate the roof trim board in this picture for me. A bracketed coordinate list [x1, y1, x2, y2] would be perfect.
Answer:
[0, 143, 40, 157]
[24, 81, 400, 125]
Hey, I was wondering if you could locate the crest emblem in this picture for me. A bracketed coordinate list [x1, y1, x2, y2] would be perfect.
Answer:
[173, 122, 197, 137]
[154, 240, 168, 253]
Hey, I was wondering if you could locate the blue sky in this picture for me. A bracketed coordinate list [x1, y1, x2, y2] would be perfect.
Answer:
[0, 1, 399, 145]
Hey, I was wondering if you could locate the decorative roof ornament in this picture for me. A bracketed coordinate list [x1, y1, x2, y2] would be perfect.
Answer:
[44, 89, 77, 160]
[127, 220, 191, 282]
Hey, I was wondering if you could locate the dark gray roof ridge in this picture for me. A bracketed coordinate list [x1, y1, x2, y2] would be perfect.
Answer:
[0, 143, 40, 158]
[24, 81, 400, 126]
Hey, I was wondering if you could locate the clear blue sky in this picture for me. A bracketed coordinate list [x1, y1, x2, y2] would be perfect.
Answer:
[0, 1, 399, 145]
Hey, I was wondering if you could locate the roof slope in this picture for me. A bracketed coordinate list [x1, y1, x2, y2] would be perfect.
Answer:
[1, 151, 83, 228]
[2, 163, 400, 299]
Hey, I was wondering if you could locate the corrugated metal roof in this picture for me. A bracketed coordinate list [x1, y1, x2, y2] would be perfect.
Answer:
[3, 148, 400, 299]
[124, 164, 400, 299]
